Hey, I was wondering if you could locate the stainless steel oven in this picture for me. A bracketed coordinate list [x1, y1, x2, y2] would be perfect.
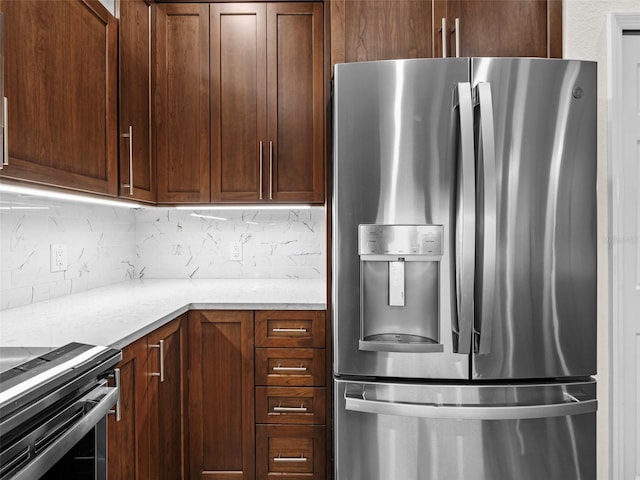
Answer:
[0, 343, 121, 480]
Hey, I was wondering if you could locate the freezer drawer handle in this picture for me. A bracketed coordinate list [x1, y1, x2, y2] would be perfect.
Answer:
[344, 391, 597, 420]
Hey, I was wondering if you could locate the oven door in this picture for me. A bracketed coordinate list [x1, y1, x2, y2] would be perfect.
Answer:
[0, 381, 118, 480]
[334, 378, 597, 480]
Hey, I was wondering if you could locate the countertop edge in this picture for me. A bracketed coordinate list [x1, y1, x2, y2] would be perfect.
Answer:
[110, 301, 326, 350]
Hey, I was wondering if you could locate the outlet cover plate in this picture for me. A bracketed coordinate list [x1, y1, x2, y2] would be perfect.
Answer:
[50, 243, 67, 272]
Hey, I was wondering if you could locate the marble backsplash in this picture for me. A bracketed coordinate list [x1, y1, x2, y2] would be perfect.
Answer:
[135, 208, 324, 279]
[0, 191, 325, 311]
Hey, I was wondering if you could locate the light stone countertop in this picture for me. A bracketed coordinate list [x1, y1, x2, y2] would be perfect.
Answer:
[0, 279, 326, 349]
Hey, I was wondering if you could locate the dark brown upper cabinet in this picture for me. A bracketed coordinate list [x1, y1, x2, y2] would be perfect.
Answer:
[154, 2, 324, 205]
[0, 0, 118, 195]
[117, 0, 155, 203]
[438, 0, 562, 58]
[211, 2, 324, 204]
[154, 3, 211, 204]
[331, 0, 562, 66]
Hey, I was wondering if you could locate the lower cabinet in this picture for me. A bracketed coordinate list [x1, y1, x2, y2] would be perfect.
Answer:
[108, 315, 188, 479]
[188, 309, 327, 480]
[187, 310, 255, 480]
[256, 425, 326, 479]
[254, 310, 327, 479]
[108, 309, 327, 479]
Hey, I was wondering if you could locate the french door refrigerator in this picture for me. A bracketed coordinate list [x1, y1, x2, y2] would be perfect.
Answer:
[332, 58, 597, 480]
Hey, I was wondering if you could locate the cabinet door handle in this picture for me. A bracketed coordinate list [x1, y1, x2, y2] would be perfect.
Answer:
[108, 368, 121, 422]
[269, 140, 274, 200]
[272, 328, 308, 333]
[274, 455, 308, 463]
[259, 140, 264, 200]
[150, 339, 165, 383]
[454, 18, 460, 58]
[273, 365, 307, 372]
[441, 18, 447, 58]
[121, 125, 133, 195]
[2, 97, 8, 168]
[273, 405, 308, 412]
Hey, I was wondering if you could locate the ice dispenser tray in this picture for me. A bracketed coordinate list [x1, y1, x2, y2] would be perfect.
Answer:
[358, 224, 444, 353]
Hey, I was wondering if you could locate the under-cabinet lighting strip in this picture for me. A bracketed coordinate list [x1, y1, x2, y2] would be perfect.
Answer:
[0, 183, 144, 209]
[0, 184, 316, 211]
[175, 205, 313, 211]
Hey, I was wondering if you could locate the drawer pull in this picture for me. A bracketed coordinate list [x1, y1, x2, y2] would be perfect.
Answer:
[274, 454, 308, 463]
[272, 328, 308, 333]
[273, 404, 308, 413]
[273, 365, 307, 372]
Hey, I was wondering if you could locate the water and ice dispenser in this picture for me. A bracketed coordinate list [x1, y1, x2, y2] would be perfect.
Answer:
[358, 224, 444, 353]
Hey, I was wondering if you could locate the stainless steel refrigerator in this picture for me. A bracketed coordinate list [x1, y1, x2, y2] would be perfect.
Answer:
[332, 58, 597, 480]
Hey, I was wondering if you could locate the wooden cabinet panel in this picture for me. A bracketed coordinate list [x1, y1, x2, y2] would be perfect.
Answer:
[154, 3, 210, 204]
[332, 0, 562, 66]
[108, 336, 149, 480]
[0, 0, 118, 195]
[267, 3, 324, 203]
[256, 348, 325, 387]
[256, 425, 326, 479]
[108, 316, 186, 479]
[344, 0, 433, 62]
[148, 316, 188, 480]
[211, 4, 266, 202]
[118, 0, 155, 202]
[188, 310, 255, 480]
[256, 386, 326, 425]
[210, 2, 324, 204]
[451, 0, 551, 58]
[255, 310, 325, 348]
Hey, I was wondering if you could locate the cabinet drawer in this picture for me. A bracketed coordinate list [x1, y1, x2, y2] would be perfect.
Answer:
[255, 349, 325, 386]
[256, 387, 326, 425]
[256, 425, 326, 479]
[255, 311, 325, 348]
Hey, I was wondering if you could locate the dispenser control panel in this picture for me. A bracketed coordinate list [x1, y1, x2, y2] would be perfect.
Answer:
[358, 224, 443, 257]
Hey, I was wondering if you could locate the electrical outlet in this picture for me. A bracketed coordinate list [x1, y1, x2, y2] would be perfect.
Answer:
[50, 244, 68, 272]
[229, 241, 242, 261]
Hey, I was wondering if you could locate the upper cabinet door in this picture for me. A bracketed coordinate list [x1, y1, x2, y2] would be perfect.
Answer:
[118, 0, 155, 203]
[447, 0, 562, 58]
[267, 3, 324, 203]
[0, 0, 118, 195]
[342, 0, 434, 62]
[154, 3, 210, 204]
[210, 3, 267, 203]
[211, 2, 324, 204]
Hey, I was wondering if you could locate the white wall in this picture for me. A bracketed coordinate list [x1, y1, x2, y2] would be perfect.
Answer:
[564, 2, 640, 479]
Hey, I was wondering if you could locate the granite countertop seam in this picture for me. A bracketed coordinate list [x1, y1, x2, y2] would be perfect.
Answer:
[0, 279, 327, 350]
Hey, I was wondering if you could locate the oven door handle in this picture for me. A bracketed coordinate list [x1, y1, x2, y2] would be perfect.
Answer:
[8, 383, 118, 480]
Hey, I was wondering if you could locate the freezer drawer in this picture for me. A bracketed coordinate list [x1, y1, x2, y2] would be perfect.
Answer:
[334, 378, 596, 480]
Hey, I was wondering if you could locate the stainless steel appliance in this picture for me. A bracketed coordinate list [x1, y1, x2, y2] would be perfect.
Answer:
[0, 343, 121, 479]
[332, 58, 597, 479]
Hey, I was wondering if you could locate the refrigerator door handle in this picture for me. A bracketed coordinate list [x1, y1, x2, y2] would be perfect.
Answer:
[474, 82, 498, 354]
[454, 82, 475, 354]
[344, 391, 597, 420]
